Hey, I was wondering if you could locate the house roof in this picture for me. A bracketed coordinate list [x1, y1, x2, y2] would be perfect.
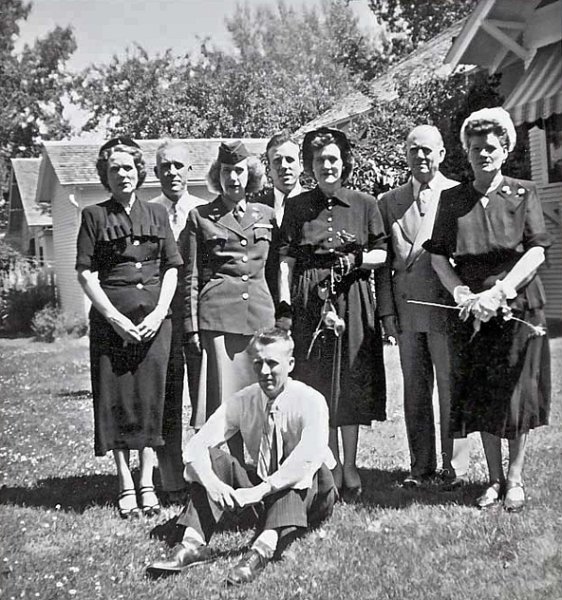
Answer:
[294, 20, 466, 135]
[445, 0, 548, 73]
[10, 158, 51, 227]
[41, 138, 269, 186]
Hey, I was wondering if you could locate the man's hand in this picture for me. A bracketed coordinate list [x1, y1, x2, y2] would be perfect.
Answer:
[205, 479, 238, 511]
[381, 315, 400, 344]
[233, 483, 271, 508]
[184, 332, 202, 354]
[137, 307, 167, 341]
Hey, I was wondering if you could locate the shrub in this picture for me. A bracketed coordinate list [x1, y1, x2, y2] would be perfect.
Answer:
[31, 304, 88, 343]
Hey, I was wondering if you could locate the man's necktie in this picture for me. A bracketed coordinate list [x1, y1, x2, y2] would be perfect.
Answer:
[417, 183, 432, 217]
[171, 202, 178, 224]
[257, 401, 278, 481]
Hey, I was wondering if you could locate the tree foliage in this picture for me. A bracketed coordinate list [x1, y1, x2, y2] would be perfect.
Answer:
[349, 71, 531, 197]
[0, 0, 76, 225]
[367, 0, 479, 64]
[77, 0, 384, 139]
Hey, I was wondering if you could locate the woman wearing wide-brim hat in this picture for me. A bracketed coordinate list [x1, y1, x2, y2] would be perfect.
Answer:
[278, 127, 388, 499]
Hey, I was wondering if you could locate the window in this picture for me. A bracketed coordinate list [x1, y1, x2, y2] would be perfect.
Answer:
[545, 114, 562, 183]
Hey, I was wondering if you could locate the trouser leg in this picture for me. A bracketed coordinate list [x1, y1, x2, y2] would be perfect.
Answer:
[428, 332, 470, 476]
[263, 465, 336, 532]
[176, 448, 254, 542]
[156, 326, 185, 492]
[398, 332, 436, 476]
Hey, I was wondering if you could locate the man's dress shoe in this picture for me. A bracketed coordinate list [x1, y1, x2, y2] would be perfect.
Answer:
[226, 550, 268, 585]
[146, 544, 213, 577]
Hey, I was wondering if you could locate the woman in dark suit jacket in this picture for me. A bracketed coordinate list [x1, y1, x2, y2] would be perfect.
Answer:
[76, 137, 182, 518]
[182, 141, 275, 429]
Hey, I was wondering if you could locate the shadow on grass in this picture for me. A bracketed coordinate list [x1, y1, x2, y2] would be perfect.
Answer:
[56, 389, 92, 400]
[0, 473, 115, 513]
[358, 468, 481, 509]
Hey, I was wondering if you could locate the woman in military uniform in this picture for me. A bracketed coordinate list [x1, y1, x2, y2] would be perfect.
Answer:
[76, 137, 182, 518]
[278, 128, 388, 499]
[182, 141, 275, 429]
[425, 108, 551, 512]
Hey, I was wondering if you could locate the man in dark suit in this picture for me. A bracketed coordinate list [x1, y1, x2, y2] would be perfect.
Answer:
[256, 131, 303, 303]
[376, 125, 470, 488]
[151, 141, 204, 503]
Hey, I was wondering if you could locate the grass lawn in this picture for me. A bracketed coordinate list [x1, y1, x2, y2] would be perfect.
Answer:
[0, 335, 561, 600]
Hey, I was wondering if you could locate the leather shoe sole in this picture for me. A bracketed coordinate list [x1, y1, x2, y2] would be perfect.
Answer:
[146, 544, 213, 578]
[226, 550, 268, 586]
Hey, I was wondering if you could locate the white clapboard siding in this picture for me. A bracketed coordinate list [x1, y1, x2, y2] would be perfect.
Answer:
[528, 125, 562, 320]
[51, 181, 83, 316]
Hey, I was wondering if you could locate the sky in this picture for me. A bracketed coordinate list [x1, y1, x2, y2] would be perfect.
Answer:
[15, 0, 335, 71]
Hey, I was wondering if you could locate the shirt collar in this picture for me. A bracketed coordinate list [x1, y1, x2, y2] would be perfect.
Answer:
[315, 185, 350, 206]
[411, 171, 447, 200]
[273, 183, 302, 206]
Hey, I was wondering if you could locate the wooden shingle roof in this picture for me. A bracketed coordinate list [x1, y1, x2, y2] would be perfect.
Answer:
[295, 20, 467, 135]
[42, 138, 269, 186]
[10, 158, 51, 227]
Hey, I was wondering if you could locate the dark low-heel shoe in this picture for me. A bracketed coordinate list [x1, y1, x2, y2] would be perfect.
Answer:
[226, 550, 269, 586]
[146, 544, 214, 578]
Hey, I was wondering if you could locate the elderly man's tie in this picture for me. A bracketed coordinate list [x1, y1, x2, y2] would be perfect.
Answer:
[417, 183, 431, 217]
[257, 401, 278, 481]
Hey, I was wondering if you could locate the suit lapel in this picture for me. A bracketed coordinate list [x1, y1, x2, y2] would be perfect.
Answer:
[392, 183, 419, 246]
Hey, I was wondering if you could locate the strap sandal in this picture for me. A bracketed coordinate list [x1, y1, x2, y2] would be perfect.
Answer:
[139, 485, 161, 517]
[117, 489, 140, 520]
[504, 481, 525, 513]
[475, 481, 504, 510]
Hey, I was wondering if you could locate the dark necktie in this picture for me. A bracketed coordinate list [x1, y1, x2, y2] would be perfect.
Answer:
[257, 402, 278, 480]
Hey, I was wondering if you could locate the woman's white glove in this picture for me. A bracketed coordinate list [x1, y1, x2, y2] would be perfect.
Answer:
[453, 285, 478, 321]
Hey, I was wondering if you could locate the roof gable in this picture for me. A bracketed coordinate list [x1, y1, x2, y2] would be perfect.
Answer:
[42, 138, 268, 186]
[10, 158, 51, 227]
[295, 20, 466, 135]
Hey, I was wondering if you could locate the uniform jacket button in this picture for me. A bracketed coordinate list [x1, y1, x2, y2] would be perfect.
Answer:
[241, 274, 249, 281]
[240, 239, 248, 246]
[136, 283, 144, 289]
[242, 292, 249, 300]
[242, 256, 248, 262]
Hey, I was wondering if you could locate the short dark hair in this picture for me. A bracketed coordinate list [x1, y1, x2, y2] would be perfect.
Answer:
[96, 143, 147, 191]
[248, 327, 295, 355]
[303, 130, 354, 183]
[266, 130, 299, 161]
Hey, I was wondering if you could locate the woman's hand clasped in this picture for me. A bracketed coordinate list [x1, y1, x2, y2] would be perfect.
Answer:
[137, 307, 167, 341]
[107, 312, 143, 344]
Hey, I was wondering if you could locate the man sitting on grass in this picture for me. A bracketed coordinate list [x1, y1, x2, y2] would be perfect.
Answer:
[146, 327, 337, 586]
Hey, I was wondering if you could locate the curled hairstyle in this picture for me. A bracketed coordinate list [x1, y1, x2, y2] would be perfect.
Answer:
[303, 131, 354, 183]
[96, 144, 147, 191]
[248, 327, 295, 355]
[206, 155, 266, 195]
[460, 107, 516, 153]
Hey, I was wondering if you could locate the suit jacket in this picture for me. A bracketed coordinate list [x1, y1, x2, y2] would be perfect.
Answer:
[180, 196, 275, 336]
[375, 174, 459, 333]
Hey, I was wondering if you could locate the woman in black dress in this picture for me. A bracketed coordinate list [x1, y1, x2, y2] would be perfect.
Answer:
[76, 137, 182, 518]
[425, 108, 551, 512]
[278, 127, 387, 498]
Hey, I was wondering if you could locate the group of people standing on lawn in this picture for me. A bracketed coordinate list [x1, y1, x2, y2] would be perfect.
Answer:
[75, 106, 551, 586]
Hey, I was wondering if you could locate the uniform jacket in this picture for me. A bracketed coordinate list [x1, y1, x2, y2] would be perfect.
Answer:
[376, 173, 459, 333]
[181, 196, 275, 336]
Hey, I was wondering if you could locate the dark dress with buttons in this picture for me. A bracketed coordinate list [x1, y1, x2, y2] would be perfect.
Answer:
[279, 186, 387, 426]
[424, 176, 551, 438]
[76, 198, 182, 456]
